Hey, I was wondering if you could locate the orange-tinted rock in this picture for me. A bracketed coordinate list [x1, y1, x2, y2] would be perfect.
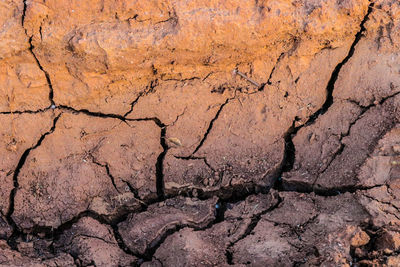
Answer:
[23, 0, 369, 113]
[350, 229, 370, 247]
[0, 1, 50, 112]
[387, 256, 400, 267]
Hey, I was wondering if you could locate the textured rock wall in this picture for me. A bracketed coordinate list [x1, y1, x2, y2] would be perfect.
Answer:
[0, 0, 400, 266]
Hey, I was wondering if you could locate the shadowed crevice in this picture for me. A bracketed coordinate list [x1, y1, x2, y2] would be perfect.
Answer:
[305, 2, 374, 125]
[22, 0, 27, 27]
[59, 105, 127, 120]
[156, 125, 168, 201]
[6, 113, 62, 249]
[273, 2, 374, 191]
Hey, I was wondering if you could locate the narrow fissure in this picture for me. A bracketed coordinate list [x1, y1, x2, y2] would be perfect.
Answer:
[174, 155, 216, 172]
[141, 225, 183, 261]
[111, 223, 144, 261]
[59, 105, 127, 120]
[266, 52, 284, 86]
[41, 210, 144, 260]
[122, 180, 148, 210]
[0, 107, 51, 115]
[192, 98, 230, 155]
[27, 36, 55, 106]
[104, 164, 119, 193]
[92, 160, 120, 193]
[22, 0, 27, 27]
[123, 79, 158, 118]
[123, 94, 143, 118]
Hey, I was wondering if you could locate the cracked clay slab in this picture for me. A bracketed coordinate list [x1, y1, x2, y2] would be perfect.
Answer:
[12, 113, 162, 231]
[55, 216, 138, 267]
[118, 196, 218, 255]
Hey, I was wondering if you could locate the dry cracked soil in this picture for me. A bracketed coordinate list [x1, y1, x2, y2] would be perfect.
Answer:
[0, 0, 400, 266]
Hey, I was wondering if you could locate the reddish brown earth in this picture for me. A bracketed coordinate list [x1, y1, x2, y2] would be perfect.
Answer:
[0, 0, 400, 266]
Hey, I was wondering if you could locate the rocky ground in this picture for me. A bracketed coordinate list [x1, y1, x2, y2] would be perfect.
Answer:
[0, 0, 400, 266]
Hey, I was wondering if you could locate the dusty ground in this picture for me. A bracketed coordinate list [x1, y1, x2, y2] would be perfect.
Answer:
[0, 0, 400, 266]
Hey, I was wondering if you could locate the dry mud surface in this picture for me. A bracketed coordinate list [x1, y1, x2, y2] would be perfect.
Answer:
[0, 0, 400, 266]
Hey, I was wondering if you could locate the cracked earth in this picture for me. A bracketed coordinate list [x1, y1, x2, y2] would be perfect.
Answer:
[0, 0, 400, 266]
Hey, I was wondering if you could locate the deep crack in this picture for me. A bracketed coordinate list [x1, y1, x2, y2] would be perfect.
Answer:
[156, 124, 168, 201]
[21, 0, 27, 27]
[306, 2, 374, 124]
[6, 113, 62, 248]
[274, 2, 374, 191]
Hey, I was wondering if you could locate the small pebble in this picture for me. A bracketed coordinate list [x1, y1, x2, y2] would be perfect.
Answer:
[384, 248, 393, 255]
[51, 104, 56, 109]
[192, 189, 199, 198]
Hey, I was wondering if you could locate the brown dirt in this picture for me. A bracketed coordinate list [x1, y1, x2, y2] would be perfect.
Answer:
[0, 0, 400, 266]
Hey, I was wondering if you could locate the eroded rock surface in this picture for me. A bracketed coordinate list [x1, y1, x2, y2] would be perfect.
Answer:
[0, 0, 399, 266]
